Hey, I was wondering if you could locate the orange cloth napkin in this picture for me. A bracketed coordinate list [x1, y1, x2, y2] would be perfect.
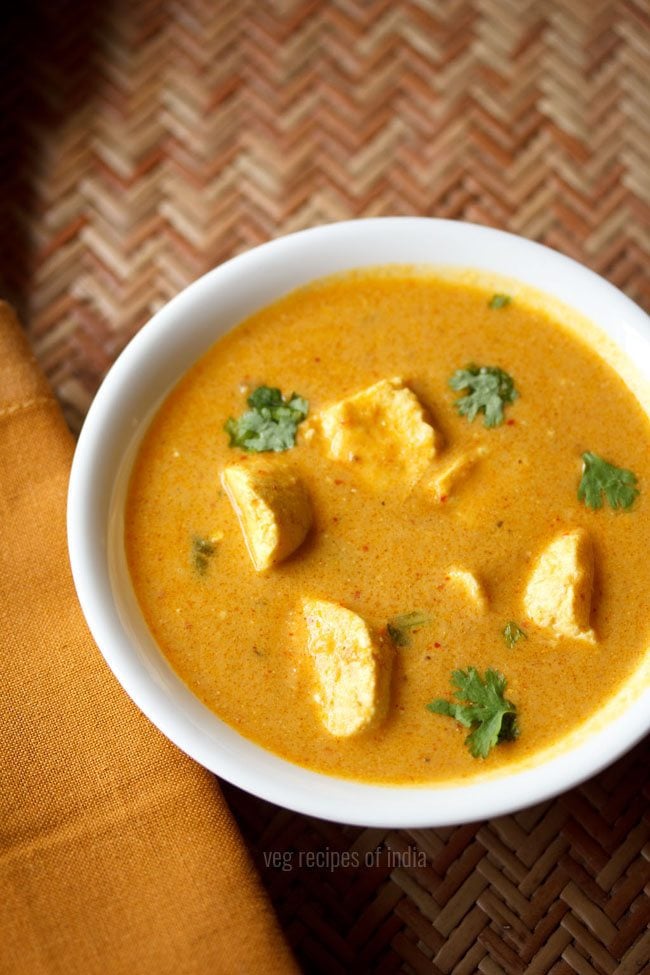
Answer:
[0, 303, 299, 975]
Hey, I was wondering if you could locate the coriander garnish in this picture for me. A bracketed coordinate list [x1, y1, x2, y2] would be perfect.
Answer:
[449, 364, 518, 428]
[387, 611, 431, 647]
[503, 621, 527, 648]
[427, 667, 519, 759]
[192, 535, 217, 575]
[489, 293, 512, 309]
[225, 385, 308, 452]
[578, 451, 639, 511]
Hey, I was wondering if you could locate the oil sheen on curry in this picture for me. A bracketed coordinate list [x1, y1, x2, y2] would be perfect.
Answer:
[125, 269, 650, 784]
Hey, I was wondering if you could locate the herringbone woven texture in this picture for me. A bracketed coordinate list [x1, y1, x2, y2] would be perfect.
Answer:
[2, 1, 648, 973]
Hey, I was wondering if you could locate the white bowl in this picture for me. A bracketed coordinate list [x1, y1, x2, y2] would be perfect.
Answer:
[67, 218, 650, 827]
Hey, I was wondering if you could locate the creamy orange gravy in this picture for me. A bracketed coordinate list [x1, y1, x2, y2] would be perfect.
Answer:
[125, 269, 650, 784]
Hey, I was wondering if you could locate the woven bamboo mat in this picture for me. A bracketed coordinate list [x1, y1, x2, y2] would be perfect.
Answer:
[3, 1, 649, 972]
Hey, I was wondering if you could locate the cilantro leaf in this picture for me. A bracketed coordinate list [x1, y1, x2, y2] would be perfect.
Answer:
[246, 386, 283, 410]
[503, 621, 527, 648]
[387, 611, 431, 647]
[449, 364, 518, 427]
[427, 667, 519, 758]
[578, 451, 639, 511]
[225, 385, 308, 452]
[489, 293, 512, 309]
[192, 535, 217, 575]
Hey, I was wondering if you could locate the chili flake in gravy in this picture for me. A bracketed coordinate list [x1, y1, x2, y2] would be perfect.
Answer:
[125, 269, 649, 784]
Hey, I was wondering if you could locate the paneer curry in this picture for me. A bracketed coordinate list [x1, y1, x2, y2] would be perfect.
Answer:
[125, 268, 650, 784]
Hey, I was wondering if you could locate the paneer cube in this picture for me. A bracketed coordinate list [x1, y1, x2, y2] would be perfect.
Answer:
[302, 598, 392, 737]
[319, 378, 436, 493]
[426, 447, 487, 503]
[523, 528, 596, 642]
[447, 568, 488, 612]
[221, 462, 312, 572]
